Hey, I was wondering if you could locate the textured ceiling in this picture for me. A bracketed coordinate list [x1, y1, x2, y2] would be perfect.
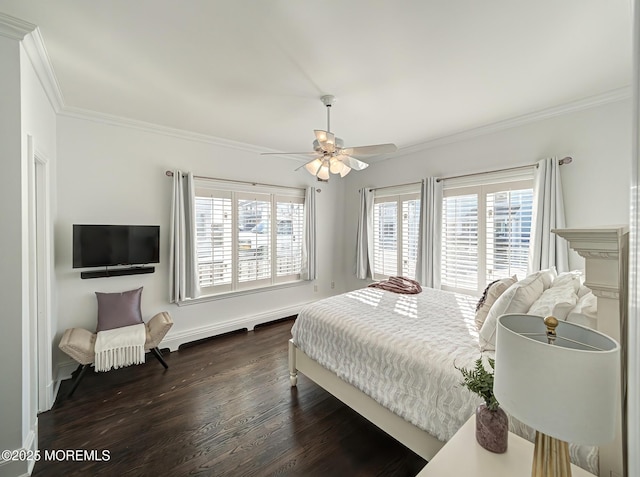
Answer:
[0, 0, 633, 155]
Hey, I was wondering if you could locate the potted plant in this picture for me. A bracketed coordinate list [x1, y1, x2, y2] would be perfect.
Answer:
[456, 357, 508, 453]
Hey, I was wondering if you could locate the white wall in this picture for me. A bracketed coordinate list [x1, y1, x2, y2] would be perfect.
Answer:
[0, 34, 25, 477]
[55, 116, 343, 369]
[342, 99, 632, 290]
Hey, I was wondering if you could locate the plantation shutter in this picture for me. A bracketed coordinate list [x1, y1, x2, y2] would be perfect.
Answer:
[236, 193, 271, 287]
[193, 180, 306, 297]
[372, 192, 420, 280]
[401, 197, 420, 278]
[441, 192, 479, 292]
[373, 199, 398, 278]
[275, 195, 304, 280]
[441, 176, 533, 295]
[485, 186, 533, 283]
[195, 190, 233, 293]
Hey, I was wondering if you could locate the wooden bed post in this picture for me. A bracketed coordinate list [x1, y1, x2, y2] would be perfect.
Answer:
[288, 339, 298, 387]
[554, 226, 629, 477]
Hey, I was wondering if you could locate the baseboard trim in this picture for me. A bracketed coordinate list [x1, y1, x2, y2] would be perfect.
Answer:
[40, 379, 55, 412]
[24, 426, 37, 476]
[0, 425, 38, 477]
[56, 360, 79, 383]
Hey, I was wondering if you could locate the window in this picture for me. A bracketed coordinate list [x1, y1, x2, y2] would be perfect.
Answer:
[195, 181, 305, 296]
[372, 192, 420, 280]
[441, 179, 533, 294]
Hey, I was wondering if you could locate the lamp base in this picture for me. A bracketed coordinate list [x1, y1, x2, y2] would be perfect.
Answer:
[532, 431, 571, 477]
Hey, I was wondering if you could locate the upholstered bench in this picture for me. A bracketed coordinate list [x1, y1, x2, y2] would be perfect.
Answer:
[59, 311, 173, 397]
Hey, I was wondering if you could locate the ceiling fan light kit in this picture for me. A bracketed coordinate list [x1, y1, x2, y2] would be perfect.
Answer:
[263, 95, 397, 181]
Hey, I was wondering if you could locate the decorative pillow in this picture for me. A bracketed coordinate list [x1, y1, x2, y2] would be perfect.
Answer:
[479, 273, 546, 351]
[551, 271, 582, 293]
[527, 284, 578, 321]
[95, 287, 144, 332]
[566, 292, 598, 329]
[474, 275, 517, 330]
[537, 267, 558, 290]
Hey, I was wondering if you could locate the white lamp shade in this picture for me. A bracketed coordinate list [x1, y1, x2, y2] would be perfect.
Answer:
[494, 314, 620, 446]
[314, 130, 335, 153]
[317, 165, 330, 181]
[339, 165, 351, 177]
[329, 157, 344, 174]
[304, 158, 323, 176]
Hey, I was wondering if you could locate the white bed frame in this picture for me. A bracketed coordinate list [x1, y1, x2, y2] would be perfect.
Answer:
[289, 226, 629, 477]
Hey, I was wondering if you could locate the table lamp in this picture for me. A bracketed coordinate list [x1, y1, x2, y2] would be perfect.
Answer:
[494, 314, 620, 477]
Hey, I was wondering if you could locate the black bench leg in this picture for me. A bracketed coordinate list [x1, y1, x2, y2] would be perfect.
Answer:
[150, 347, 169, 369]
[67, 364, 90, 398]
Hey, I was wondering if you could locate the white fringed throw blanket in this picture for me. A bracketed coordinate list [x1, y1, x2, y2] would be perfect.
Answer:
[94, 323, 146, 372]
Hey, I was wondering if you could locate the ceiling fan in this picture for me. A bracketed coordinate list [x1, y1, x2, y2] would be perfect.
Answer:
[262, 95, 397, 180]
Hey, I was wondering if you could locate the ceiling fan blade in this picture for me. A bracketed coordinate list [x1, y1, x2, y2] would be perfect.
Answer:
[340, 155, 369, 171]
[340, 143, 397, 156]
[314, 130, 336, 153]
[261, 152, 319, 156]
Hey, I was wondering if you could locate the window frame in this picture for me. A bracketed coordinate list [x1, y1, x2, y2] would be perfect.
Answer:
[441, 174, 533, 295]
[372, 189, 421, 281]
[194, 179, 305, 298]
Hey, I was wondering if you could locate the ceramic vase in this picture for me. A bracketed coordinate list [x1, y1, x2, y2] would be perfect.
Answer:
[475, 403, 508, 453]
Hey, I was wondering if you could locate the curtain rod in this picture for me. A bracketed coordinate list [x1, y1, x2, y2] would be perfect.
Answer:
[165, 170, 307, 192]
[435, 156, 572, 183]
[368, 181, 422, 193]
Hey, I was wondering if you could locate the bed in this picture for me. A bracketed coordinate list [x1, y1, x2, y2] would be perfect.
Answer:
[289, 227, 628, 477]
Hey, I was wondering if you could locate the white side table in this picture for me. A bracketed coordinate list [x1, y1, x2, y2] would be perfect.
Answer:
[416, 415, 595, 476]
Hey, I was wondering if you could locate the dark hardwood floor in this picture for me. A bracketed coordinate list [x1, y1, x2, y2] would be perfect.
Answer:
[33, 318, 426, 477]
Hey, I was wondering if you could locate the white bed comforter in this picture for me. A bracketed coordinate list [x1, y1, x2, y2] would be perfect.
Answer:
[291, 286, 598, 474]
[292, 286, 482, 442]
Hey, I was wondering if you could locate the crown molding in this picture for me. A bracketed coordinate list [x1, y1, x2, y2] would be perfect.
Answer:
[58, 106, 271, 155]
[0, 12, 36, 40]
[59, 86, 631, 161]
[21, 28, 64, 113]
[0, 13, 64, 112]
[396, 86, 632, 158]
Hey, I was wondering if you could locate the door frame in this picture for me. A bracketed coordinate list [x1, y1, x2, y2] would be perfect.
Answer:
[28, 134, 53, 412]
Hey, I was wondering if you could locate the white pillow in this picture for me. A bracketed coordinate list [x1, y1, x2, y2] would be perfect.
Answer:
[527, 284, 578, 321]
[537, 267, 558, 290]
[577, 285, 591, 298]
[479, 273, 546, 351]
[552, 271, 582, 293]
[474, 276, 518, 330]
[566, 292, 598, 329]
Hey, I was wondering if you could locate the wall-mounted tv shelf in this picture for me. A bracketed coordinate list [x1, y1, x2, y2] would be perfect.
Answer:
[81, 266, 155, 279]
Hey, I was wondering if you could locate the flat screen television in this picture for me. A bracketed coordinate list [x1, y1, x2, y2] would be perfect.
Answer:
[73, 224, 160, 268]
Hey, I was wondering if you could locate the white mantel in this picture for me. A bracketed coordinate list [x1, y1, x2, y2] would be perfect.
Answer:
[553, 226, 629, 477]
[554, 225, 628, 336]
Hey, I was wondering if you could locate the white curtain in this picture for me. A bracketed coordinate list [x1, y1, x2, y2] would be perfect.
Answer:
[415, 177, 443, 288]
[301, 186, 317, 280]
[528, 157, 569, 273]
[355, 187, 374, 279]
[169, 170, 200, 303]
